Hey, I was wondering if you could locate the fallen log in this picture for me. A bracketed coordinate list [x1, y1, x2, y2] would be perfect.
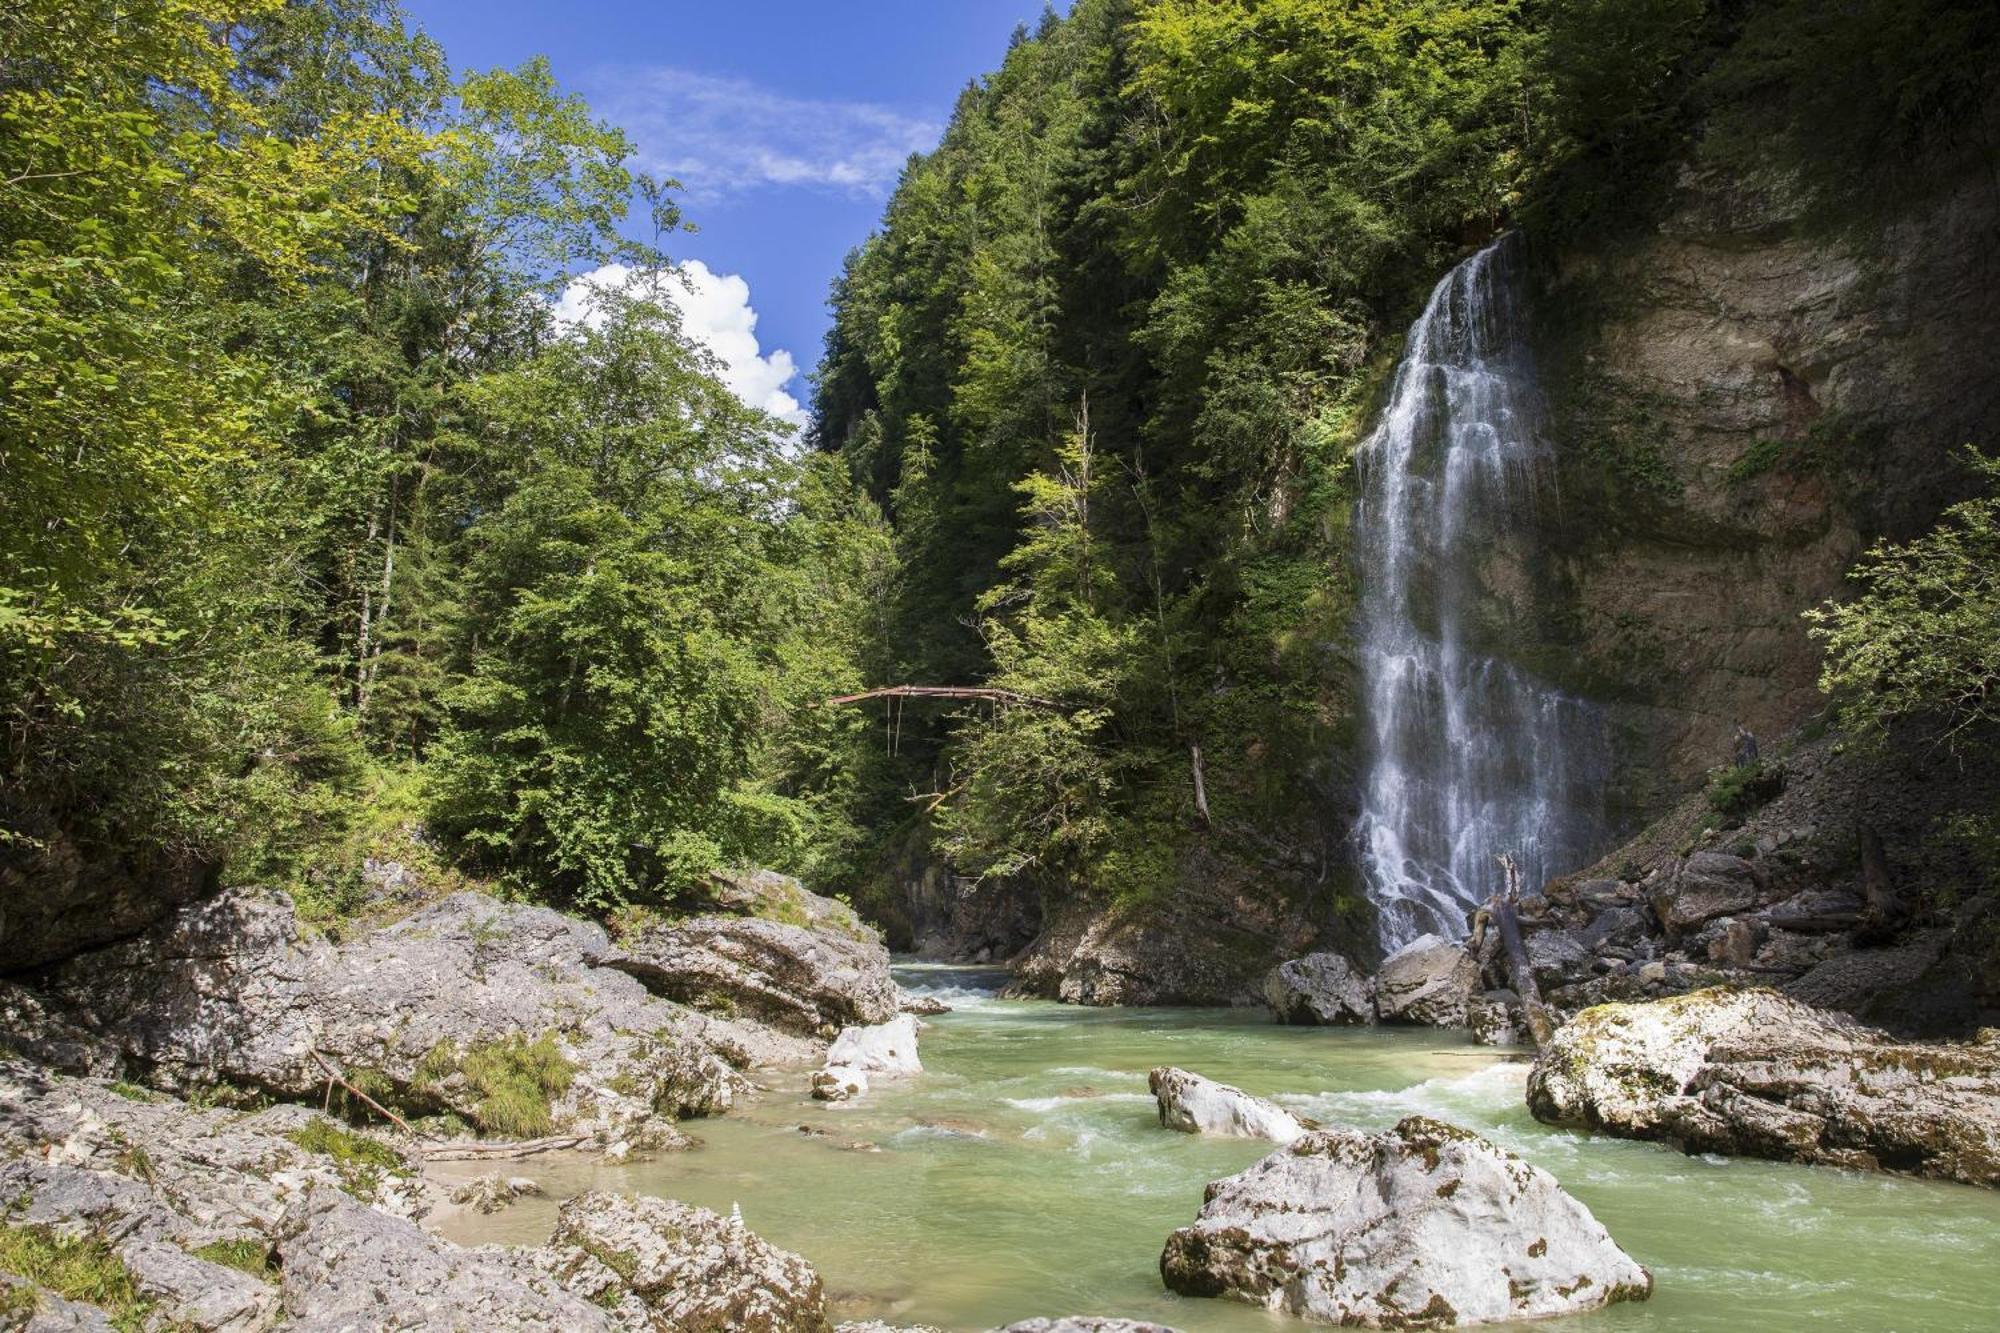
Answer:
[817, 684, 1064, 710]
[1491, 854, 1555, 1050]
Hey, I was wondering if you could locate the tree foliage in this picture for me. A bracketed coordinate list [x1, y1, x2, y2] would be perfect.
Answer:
[814, 0, 2000, 911]
[1808, 453, 2000, 748]
[1, 0, 887, 915]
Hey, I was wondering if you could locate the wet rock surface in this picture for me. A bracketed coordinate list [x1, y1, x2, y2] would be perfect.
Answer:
[1149, 1066, 1311, 1143]
[1528, 989, 2000, 1186]
[3, 888, 746, 1143]
[541, 1191, 830, 1332]
[1161, 1116, 1651, 1327]
[0, 1059, 838, 1331]
[1375, 934, 1480, 1027]
[1261, 952, 1374, 1025]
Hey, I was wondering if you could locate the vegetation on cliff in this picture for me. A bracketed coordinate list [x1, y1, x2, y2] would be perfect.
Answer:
[813, 0, 2000, 923]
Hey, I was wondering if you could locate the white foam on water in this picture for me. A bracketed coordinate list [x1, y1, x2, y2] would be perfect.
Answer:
[1285, 1058, 1529, 1133]
[1003, 1092, 1151, 1113]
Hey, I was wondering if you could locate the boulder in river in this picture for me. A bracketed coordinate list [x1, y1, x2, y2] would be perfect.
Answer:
[1149, 1066, 1311, 1143]
[541, 1191, 830, 1331]
[1527, 988, 2000, 1186]
[1374, 934, 1480, 1027]
[1160, 1117, 1651, 1327]
[1467, 991, 1527, 1047]
[811, 1066, 869, 1101]
[826, 1015, 923, 1075]
[1261, 952, 1374, 1025]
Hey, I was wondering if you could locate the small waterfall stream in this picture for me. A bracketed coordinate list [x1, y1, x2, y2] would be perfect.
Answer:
[1353, 241, 1609, 950]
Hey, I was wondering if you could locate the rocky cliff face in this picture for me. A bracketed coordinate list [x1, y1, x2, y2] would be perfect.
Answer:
[1529, 164, 2000, 811]
[0, 818, 213, 975]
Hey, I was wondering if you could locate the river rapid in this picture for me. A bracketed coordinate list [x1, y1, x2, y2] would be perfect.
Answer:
[437, 964, 2000, 1331]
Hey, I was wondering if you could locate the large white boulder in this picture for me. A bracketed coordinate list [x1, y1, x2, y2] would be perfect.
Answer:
[1161, 1117, 1651, 1327]
[826, 1015, 922, 1075]
[1149, 1066, 1311, 1143]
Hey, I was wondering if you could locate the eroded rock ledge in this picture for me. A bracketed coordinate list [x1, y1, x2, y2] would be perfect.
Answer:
[0, 874, 896, 1146]
[1527, 988, 2000, 1186]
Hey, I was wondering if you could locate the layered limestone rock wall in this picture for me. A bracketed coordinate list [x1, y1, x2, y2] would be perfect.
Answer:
[1527, 165, 2000, 813]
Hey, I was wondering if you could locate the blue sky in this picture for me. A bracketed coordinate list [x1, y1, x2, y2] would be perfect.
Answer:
[405, 1, 1068, 421]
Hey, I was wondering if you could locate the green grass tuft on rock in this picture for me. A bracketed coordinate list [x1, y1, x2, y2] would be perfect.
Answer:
[191, 1237, 278, 1282]
[420, 1032, 578, 1139]
[0, 1222, 153, 1332]
[286, 1120, 404, 1171]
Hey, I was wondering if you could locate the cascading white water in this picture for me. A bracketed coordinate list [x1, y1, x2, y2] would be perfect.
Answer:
[1353, 241, 1609, 950]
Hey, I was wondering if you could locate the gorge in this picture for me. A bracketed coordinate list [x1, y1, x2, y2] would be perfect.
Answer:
[4, 0, 2000, 1329]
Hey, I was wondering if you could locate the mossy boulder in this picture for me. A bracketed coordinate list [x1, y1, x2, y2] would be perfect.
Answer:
[1529, 989, 2000, 1186]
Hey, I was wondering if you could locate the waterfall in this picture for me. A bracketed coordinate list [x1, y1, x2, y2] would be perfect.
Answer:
[1352, 240, 1609, 951]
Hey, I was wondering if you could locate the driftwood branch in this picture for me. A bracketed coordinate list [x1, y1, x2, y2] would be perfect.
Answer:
[1491, 855, 1555, 1050]
[817, 684, 1065, 711]
[310, 1049, 416, 1136]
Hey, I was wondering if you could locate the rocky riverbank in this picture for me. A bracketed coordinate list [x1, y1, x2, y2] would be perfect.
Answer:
[0, 868, 949, 1329]
[0, 870, 897, 1151]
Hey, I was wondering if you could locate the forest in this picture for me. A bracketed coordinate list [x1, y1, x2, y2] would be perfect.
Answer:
[9, 0, 1992, 943]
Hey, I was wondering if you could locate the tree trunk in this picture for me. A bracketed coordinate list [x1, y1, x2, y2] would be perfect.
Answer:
[1493, 853, 1555, 1049]
[358, 499, 397, 715]
[1856, 824, 1910, 944]
[1190, 744, 1210, 825]
[353, 510, 380, 709]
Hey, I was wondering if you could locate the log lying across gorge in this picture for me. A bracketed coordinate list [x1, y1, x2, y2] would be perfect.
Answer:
[817, 684, 1066, 710]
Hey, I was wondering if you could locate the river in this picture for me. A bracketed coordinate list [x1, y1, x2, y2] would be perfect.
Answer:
[437, 964, 2000, 1331]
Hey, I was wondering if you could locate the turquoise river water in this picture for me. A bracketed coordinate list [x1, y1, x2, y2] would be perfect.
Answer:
[436, 964, 2000, 1331]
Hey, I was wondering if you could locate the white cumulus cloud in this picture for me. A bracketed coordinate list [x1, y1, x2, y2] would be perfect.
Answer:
[585, 66, 940, 200]
[553, 261, 805, 432]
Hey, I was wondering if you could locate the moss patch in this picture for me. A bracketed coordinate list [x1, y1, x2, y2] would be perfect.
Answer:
[190, 1237, 277, 1283]
[287, 1119, 403, 1171]
[0, 1223, 153, 1333]
[1705, 760, 1785, 820]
